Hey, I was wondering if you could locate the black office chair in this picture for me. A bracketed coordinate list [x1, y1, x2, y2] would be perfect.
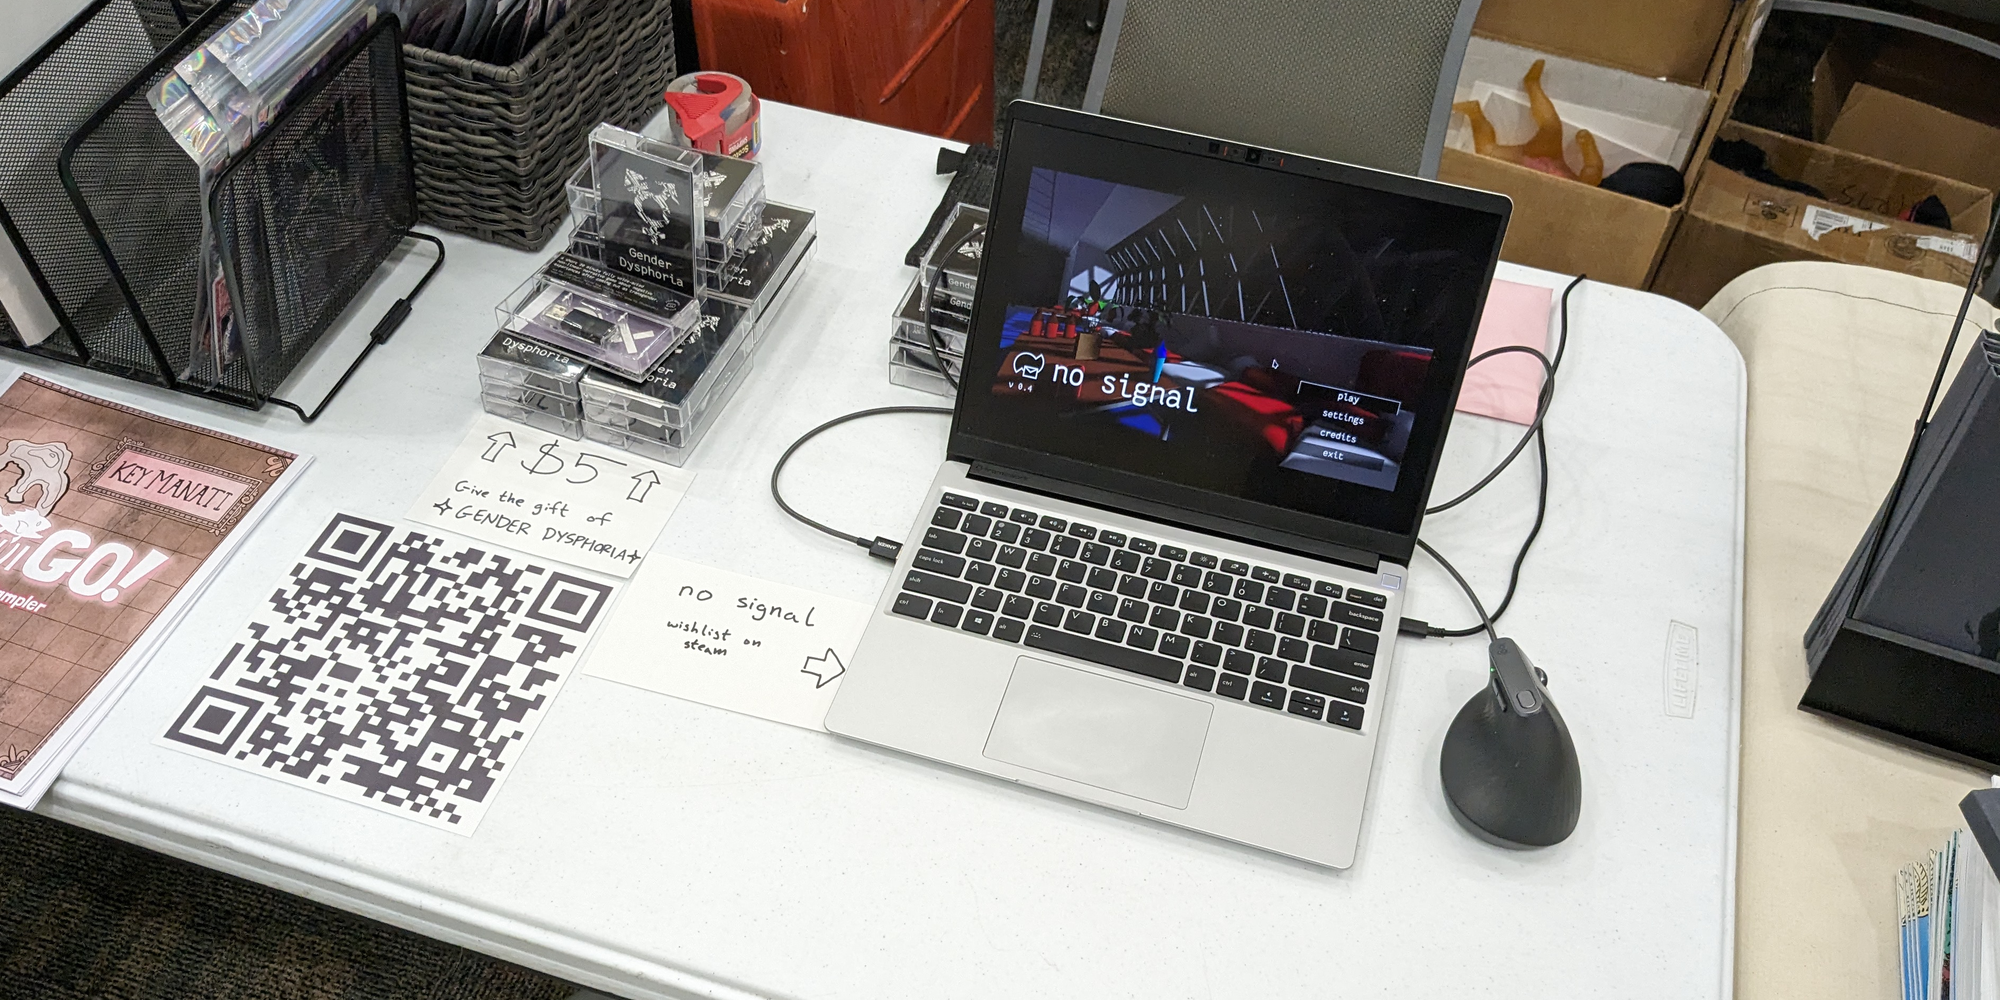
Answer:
[1068, 0, 1485, 178]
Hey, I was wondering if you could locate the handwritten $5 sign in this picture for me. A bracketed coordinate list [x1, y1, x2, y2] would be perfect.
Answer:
[408, 413, 695, 578]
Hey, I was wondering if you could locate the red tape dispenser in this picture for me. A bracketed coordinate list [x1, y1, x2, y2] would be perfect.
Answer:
[662, 71, 761, 159]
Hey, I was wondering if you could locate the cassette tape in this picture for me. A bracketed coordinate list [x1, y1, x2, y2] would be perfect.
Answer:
[476, 330, 590, 399]
[578, 297, 751, 428]
[478, 374, 583, 419]
[920, 201, 987, 302]
[889, 358, 953, 397]
[710, 202, 817, 327]
[890, 341, 960, 398]
[581, 341, 751, 467]
[481, 388, 585, 439]
[893, 275, 968, 355]
[496, 271, 701, 379]
[592, 123, 705, 296]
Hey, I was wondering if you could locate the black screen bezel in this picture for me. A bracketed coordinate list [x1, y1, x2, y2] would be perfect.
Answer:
[947, 102, 1511, 565]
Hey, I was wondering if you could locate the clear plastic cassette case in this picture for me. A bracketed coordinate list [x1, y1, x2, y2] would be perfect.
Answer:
[591, 123, 705, 296]
[476, 330, 591, 399]
[496, 272, 700, 378]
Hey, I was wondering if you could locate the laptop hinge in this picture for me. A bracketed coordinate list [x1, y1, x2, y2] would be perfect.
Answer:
[968, 461, 1383, 573]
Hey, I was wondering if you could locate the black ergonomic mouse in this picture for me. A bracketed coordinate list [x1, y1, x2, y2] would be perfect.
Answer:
[1439, 638, 1582, 848]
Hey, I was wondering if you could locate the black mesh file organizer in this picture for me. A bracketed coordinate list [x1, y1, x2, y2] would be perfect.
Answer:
[0, 1, 441, 420]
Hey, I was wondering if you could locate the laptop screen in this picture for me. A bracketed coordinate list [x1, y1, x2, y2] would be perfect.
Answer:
[950, 107, 1508, 556]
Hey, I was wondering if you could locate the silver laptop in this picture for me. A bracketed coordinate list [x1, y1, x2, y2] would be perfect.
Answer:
[825, 103, 1510, 868]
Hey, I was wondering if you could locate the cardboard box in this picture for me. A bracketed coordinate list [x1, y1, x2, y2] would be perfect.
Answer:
[1651, 123, 1991, 308]
[1853, 19, 2000, 132]
[1441, 149, 1677, 288]
[1806, 13, 2000, 163]
[1826, 83, 2000, 194]
[1808, 27, 1873, 142]
[1472, 0, 1739, 86]
[1438, 0, 1763, 289]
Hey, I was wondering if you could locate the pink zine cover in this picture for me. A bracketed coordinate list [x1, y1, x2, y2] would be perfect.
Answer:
[0, 375, 295, 786]
[1457, 279, 1554, 427]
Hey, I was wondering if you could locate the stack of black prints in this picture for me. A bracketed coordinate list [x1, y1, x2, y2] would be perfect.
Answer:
[475, 121, 815, 466]
[890, 202, 984, 395]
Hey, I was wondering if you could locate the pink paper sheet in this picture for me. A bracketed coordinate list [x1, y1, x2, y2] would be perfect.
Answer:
[1456, 279, 1553, 426]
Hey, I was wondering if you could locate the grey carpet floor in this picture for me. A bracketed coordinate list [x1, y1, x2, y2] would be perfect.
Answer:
[0, 806, 578, 1000]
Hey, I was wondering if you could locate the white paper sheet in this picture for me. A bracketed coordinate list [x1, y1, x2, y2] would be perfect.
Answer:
[1452, 37, 1712, 171]
[1448, 82, 1685, 176]
[584, 555, 871, 732]
[408, 413, 693, 578]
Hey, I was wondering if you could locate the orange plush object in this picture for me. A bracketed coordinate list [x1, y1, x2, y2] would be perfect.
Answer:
[1455, 60, 1604, 185]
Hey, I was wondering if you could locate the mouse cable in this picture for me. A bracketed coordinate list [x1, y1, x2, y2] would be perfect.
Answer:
[923, 223, 987, 391]
[1402, 274, 1585, 640]
[1415, 538, 1497, 642]
[771, 405, 954, 562]
[1406, 347, 1553, 639]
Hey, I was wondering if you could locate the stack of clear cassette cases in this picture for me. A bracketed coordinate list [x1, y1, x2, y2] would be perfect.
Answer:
[708, 201, 817, 327]
[570, 200, 815, 466]
[477, 329, 591, 439]
[891, 201, 984, 396]
[569, 128, 766, 295]
[479, 124, 812, 465]
[888, 275, 965, 394]
[922, 201, 986, 304]
[578, 297, 754, 465]
[495, 250, 703, 379]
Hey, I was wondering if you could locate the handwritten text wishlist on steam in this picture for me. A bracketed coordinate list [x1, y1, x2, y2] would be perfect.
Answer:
[584, 555, 871, 732]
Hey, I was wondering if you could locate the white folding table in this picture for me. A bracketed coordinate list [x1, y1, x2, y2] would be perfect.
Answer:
[20, 102, 1743, 1000]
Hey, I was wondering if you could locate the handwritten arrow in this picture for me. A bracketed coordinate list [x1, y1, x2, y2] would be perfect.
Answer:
[627, 469, 662, 503]
[481, 431, 516, 463]
[800, 648, 845, 688]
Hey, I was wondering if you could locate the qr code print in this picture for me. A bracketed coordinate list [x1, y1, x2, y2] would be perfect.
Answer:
[160, 513, 615, 834]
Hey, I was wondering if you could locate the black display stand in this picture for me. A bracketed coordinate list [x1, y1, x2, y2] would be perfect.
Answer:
[0, 0, 441, 421]
[1802, 208, 2000, 769]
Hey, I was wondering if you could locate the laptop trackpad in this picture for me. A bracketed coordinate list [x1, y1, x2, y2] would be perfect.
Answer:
[983, 656, 1212, 809]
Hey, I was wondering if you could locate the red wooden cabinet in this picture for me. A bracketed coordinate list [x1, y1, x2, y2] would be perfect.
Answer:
[690, 0, 994, 144]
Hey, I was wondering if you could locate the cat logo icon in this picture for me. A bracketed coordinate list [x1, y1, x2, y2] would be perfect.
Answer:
[1012, 352, 1046, 380]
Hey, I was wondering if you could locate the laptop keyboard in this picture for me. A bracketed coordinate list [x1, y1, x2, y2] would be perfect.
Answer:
[890, 491, 1387, 731]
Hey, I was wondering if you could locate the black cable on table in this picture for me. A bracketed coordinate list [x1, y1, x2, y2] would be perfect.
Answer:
[770, 404, 952, 561]
[1405, 274, 1585, 640]
[1414, 539, 1498, 642]
[1422, 344, 1555, 517]
[1414, 431, 1551, 639]
[772, 225, 978, 559]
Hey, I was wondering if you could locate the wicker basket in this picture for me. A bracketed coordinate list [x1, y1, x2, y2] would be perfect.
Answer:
[404, 0, 676, 249]
[149, 0, 676, 250]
